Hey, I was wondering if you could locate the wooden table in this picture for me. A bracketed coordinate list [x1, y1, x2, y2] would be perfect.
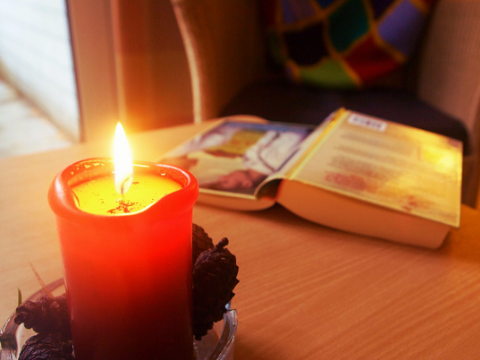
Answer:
[2, 121, 480, 359]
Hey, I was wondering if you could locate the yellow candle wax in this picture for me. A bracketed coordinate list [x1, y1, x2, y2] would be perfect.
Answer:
[72, 173, 182, 215]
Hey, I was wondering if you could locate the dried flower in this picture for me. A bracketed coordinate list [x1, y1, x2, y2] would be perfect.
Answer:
[193, 238, 239, 340]
[14, 294, 71, 340]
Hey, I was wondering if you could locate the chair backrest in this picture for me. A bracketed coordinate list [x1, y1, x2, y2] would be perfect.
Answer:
[172, 0, 480, 132]
[414, 0, 480, 206]
[416, 0, 480, 137]
[170, 0, 266, 123]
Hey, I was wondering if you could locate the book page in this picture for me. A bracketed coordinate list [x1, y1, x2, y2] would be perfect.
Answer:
[290, 111, 462, 226]
[160, 119, 316, 199]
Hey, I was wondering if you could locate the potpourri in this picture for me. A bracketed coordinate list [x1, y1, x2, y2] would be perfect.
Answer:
[13, 224, 239, 359]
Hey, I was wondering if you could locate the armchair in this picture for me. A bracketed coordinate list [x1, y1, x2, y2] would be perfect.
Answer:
[170, 0, 480, 206]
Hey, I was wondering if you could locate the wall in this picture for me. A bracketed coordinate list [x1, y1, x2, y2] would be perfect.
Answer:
[0, 0, 79, 141]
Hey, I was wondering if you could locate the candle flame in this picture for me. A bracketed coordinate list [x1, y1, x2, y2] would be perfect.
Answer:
[114, 122, 133, 195]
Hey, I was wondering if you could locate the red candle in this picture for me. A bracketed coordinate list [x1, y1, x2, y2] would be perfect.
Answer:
[48, 126, 198, 360]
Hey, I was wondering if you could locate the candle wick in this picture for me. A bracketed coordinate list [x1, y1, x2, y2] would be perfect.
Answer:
[119, 176, 133, 195]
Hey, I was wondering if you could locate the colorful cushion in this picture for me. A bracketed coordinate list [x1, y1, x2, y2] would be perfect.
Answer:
[262, 0, 437, 88]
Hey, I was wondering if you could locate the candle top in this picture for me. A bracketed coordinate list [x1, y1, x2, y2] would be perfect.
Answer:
[72, 173, 182, 215]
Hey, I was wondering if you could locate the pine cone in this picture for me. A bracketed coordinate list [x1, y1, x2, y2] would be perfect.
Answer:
[192, 223, 214, 266]
[15, 294, 71, 340]
[193, 238, 239, 340]
[18, 333, 74, 360]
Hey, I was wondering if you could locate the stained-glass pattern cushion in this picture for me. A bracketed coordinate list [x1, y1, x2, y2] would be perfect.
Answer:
[263, 0, 437, 88]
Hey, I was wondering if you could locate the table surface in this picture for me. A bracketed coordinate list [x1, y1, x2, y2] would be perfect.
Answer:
[2, 121, 480, 359]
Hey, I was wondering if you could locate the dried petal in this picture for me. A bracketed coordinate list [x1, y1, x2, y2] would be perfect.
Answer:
[15, 295, 71, 340]
[192, 223, 214, 265]
[18, 333, 74, 360]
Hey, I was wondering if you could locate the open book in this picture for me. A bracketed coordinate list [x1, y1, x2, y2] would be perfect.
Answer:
[160, 109, 462, 248]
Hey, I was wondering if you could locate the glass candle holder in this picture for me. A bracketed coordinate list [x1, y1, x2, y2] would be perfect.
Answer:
[0, 279, 237, 360]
